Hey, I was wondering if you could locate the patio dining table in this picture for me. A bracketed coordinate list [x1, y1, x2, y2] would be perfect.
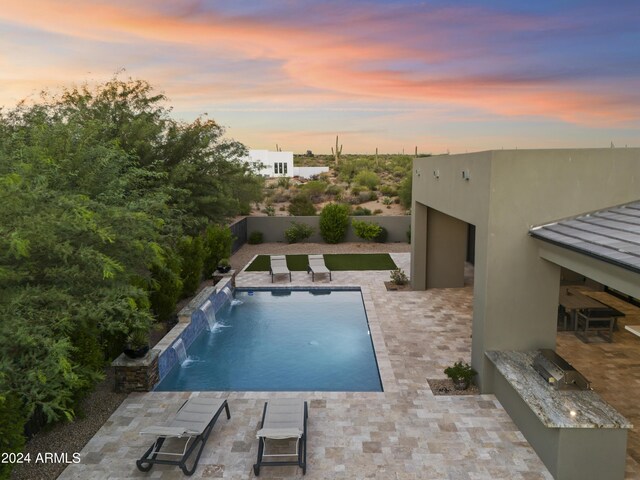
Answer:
[558, 286, 608, 330]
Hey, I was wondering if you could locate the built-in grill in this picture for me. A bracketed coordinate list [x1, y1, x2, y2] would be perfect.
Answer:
[532, 349, 591, 391]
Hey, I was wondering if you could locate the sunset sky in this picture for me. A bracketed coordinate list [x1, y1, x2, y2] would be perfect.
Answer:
[1, 0, 639, 154]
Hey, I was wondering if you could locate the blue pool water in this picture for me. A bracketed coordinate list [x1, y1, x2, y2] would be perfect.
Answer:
[155, 289, 382, 392]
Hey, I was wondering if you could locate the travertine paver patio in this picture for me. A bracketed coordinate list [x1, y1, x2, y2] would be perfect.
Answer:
[60, 253, 553, 479]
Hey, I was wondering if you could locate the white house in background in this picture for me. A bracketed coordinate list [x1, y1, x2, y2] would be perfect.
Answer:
[246, 150, 329, 179]
[247, 150, 293, 177]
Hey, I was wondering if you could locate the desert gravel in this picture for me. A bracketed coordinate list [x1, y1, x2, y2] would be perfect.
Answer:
[10, 369, 127, 480]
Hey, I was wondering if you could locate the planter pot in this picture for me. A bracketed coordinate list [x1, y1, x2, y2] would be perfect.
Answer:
[123, 345, 150, 359]
[217, 266, 231, 273]
[453, 379, 469, 390]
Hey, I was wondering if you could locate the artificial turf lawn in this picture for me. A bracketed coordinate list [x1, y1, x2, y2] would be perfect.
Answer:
[245, 253, 397, 272]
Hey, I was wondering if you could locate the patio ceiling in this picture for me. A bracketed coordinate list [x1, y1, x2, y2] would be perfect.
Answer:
[529, 200, 640, 275]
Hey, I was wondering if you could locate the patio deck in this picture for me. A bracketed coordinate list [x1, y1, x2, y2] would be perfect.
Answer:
[58, 249, 563, 479]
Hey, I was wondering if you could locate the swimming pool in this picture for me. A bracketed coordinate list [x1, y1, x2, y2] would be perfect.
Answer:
[155, 288, 382, 392]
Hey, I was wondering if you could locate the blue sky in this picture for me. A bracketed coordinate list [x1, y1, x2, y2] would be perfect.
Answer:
[1, 0, 639, 153]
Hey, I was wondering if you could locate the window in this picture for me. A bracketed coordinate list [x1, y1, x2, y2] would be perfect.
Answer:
[274, 163, 278, 174]
[283, 162, 288, 174]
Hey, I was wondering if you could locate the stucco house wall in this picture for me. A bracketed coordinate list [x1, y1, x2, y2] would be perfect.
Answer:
[411, 148, 640, 390]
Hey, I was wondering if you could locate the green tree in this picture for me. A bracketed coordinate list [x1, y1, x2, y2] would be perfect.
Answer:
[178, 236, 206, 297]
[319, 203, 351, 243]
[203, 225, 233, 277]
[0, 392, 26, 480]
[0, 76, 261, 439]
[149, 250, 183, 322]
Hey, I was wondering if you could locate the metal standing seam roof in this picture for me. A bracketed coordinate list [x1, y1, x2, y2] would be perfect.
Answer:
[529, 201, 640, 274]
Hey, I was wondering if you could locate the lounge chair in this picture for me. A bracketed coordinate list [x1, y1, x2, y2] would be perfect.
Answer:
[307, 254, 331, 281]
[136, 397, 230, 476]
[269, 255, 291, 282]
[253, 399, 308, 476]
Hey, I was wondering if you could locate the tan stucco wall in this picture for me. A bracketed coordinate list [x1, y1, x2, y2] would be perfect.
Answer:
[411, 148, 640, 390]
[247, 215, 410, 243]
[426, 208, 467, 288]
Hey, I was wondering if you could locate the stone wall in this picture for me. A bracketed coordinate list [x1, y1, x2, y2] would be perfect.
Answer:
[112, 349, 159, 393]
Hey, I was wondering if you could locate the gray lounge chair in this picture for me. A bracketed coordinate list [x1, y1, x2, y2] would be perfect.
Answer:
[269, 255, 291, 282]
[253, 399, 308, 476]
[307, 254, 331, 281]
[136, 397, 230, 476]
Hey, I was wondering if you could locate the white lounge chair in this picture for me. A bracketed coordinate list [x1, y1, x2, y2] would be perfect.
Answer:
[254, 399, 308, 476]
[136, 397, 230, 476]
[269, 255, 291, 282]
[307, 254, 331, 281]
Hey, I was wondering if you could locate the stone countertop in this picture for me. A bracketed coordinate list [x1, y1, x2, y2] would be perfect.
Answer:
[486, 350, 632, 429]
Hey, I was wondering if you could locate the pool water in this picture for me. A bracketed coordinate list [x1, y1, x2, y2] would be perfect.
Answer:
[155, 289, 382, 392]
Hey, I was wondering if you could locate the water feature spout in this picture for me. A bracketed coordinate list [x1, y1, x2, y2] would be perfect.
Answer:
[221, 285, 233, 302]
[200, 300, 217, 331]
[172, 338, 188, 365]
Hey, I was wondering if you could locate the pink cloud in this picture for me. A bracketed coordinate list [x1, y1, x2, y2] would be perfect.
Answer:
[0, 0, 638, 127]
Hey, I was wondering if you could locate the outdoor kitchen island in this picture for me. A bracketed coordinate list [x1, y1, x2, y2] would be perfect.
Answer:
[486, 350, 632, 480]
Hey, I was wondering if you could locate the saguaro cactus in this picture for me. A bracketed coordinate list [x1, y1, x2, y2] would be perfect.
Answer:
[331, 135, 342, 163]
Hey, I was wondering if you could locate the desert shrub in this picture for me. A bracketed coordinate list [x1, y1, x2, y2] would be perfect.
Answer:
[368, 191, 378, 201]
[271, 187, 291, 203]
[279, 206, 286, 211]
[393, 166, 407, 178]
[263, 205, 276, 216]
[288, 194, 316, 216]
[285, 222, 314, 243]
[178, 235, 206, 297]
[352, 219, 382, 241]
[302, 180, 326, 202]
[203, 225, 233, 277]
[352, 206, 372, 216]
[354, 169, 379, 189]
[358, 191, 373, 204]
[325, 184, 343, 196]
[373, 209, 383, 215]
[0, 393, 26, 480]
[319, 203, 350, 243]
[380, 185, 397, 196]
[382, 197, 393, 206]
[318, 172, 331, 183]
[375, 226, 388, 243]
[351, 185, 363, 196]
[398, 175, 412, 208]
[248, 231, 264, 244]
[277, 177, 291, 188]
[390, 268, 409, 285]
[239, 202, 252, 215]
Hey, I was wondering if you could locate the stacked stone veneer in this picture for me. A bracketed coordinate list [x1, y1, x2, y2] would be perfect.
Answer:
[112, 350, 159, 393]
[112, 273, 235, 393]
